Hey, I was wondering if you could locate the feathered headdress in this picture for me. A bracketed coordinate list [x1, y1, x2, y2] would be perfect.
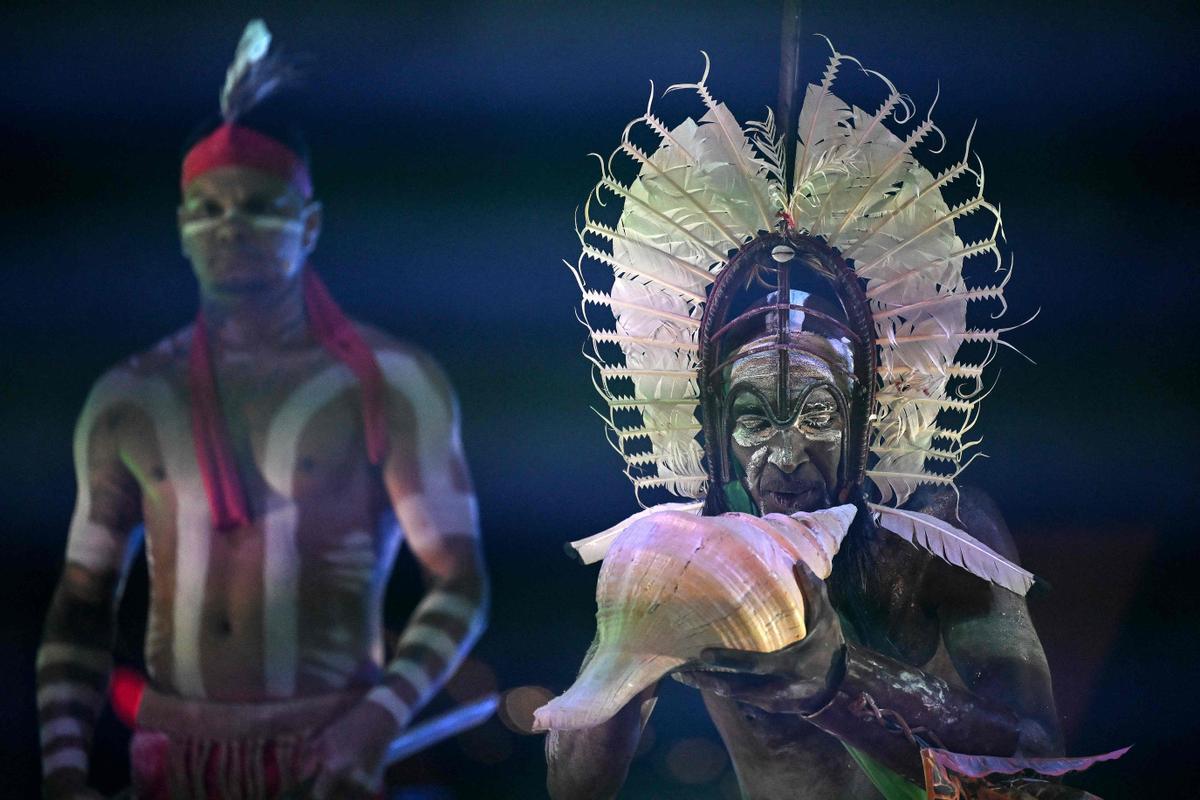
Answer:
[569, 40, 1033, 595]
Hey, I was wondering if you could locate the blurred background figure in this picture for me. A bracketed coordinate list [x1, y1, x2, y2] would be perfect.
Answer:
[34, 20, 487, 800]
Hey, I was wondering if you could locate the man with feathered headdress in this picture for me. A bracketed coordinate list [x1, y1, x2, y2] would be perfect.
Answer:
[538, 35, 1121, 800]
[36, 21, 488, 800]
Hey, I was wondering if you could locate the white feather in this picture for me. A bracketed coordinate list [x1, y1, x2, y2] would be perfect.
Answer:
[220, 20, 272, 119]
[870, 503, 1033, 595]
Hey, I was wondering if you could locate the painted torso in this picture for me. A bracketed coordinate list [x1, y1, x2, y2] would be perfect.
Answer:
[89, 323, 421, 702]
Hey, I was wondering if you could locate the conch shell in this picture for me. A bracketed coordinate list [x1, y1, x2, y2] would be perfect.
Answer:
[533, 504, 855, 731]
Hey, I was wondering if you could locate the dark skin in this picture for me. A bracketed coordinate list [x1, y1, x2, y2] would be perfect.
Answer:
[41, 167, 488, 800]
[546, 348, 1062, 799]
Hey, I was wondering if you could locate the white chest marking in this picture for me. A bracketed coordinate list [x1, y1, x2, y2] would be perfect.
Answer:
[71, 371, 212, 696]
[261, 363, 356, 698]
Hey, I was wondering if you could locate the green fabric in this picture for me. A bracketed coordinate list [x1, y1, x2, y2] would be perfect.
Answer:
[845, 745, 926, 800]
[721, 478, 757, 514]
[836, 620, 926, 799]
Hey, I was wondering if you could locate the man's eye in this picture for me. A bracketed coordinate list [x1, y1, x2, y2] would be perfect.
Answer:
[736, 415, 770, 432]
[201, 200, 224, 217]
[802, 406, 843, 431]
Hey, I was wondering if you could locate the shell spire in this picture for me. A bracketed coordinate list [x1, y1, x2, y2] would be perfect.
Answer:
[534, 506, 855, 731]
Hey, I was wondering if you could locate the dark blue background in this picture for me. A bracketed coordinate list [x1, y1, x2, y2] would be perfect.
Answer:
[2, 2, 1196, 796]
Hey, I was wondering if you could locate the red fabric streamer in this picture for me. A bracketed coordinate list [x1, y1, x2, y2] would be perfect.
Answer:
[109, 665, 147, 729]
[302, 268, 390, 466]
[181, 123, 312, 199]
[189, 268, 388, 531]
[189, 308, 251, 531]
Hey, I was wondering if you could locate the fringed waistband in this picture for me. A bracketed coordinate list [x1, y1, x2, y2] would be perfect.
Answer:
[137, 685, 364, 740]
[131, 687, 368, 800]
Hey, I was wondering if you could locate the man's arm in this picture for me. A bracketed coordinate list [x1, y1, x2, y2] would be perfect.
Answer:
[799, 488, 1061, 780]
[368, 351, 488, 728]
[934, 487, 1062, 755]
[39, 374, 142, 798]
[300, 350, 489, 798]
[545, 679, 657, 800]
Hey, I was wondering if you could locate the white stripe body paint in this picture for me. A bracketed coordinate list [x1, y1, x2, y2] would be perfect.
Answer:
[36, 644, 112, 673]
[376, 352, 483, 706]
[318, 530, 377, 594]
[180, 216, 304, 237]
[64, 369, 152, 575]
[376, 353, 476, 539]
[395, 493, 478, 540]
[40, 717, 87, 746]
[37, 683, 104, 710]
[365, 685, 413, 730]
[145, 377, 212, 699]
[401, 623, 460, 663]
[386, 658, 433, 697]
[262, 363, 357, 698]
[64, 521, 125, 574]
[64, 368, 211, 697]
[43, 748, 88, 775]
[410, 591, 479, 626]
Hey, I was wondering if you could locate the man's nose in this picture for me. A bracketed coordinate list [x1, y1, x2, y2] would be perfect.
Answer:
[767, 427, 809, 473]
[214, 209, 253, 240]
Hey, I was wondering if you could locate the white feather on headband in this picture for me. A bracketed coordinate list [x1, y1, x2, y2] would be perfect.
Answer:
[220, 19, 295, 123]
[570, 40, 1032, 595]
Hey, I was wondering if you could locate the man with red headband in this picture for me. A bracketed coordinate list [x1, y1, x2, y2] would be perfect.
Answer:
[36, 21, 488, 799]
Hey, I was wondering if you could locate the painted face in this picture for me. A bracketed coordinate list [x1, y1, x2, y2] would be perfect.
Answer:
[179, 165, 320, 296]
[725, 339, 853, 515]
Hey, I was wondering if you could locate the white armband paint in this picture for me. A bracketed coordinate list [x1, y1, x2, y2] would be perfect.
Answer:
[36, 683, 104, 711]
[410, 590, 479, 627]
[40, 717, 87, 747]
[385, 658, 433, 698]
[397, 493, 479, 539]
[399, 623, 461, 664]
[35, 643, 112, 674]
[42, 747, 88, 775]
[365, 685, 413, 731]
[64, 519, 126, 574]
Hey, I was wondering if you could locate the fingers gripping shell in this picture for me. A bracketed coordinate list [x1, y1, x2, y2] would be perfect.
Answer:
[533, 504, 855, 731]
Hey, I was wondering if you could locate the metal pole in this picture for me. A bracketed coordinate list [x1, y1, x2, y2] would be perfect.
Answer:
[777, 0, 802, 198]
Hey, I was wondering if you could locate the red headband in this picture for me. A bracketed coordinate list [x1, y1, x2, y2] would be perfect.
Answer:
[181, 122, 312, 198]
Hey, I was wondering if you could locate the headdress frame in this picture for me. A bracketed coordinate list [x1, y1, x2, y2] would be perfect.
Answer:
[698, 232, 877, 515]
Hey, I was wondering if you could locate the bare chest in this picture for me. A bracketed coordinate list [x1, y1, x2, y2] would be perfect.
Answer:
[121, 351, 378, 520]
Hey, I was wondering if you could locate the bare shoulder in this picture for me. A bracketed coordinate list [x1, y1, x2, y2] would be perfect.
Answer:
[908, 484, 1026, 608]
[79, 325, 192, 422]
[909, 484, 1020, 564]
[355, 322, 456, 409]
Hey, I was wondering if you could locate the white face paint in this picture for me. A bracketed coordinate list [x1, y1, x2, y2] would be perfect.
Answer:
[179, 214, 304, 237]
[179, 166, 319, 297]
[725, 344, 850, 515]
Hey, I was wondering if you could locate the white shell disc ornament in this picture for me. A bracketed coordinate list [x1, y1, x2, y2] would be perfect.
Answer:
[532, 504, 855, 731]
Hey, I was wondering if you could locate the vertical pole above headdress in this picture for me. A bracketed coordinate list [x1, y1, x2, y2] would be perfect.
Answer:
[775, 1, 802, 410]
[776, 0, 803, 199]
